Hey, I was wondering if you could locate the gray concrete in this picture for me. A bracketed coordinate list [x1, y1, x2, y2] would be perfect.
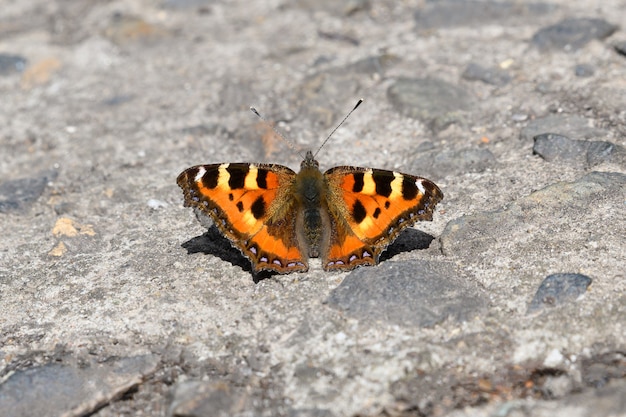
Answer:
[0, 0, 624, 416]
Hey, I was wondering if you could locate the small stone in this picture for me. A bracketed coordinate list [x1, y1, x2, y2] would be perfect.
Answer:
[543, 348, 565, 367]
[52, 217, 96, 237]
[0, 170, 58, 213]
[581, 352, 626, 388]
[462, 63, 511, 86]
[326, 260, 487, 328]
[317, 30, 360, 46]
[532, 133, 587, 162]
[574, 63, 595, 77]
[0, 355, 159, 417]
[533, 133, 626, 168]
[48, 241, 67, 257]
[147, 199, 168, 209]
[527, 273, 593, 314]
[532, 18, 618, 51]
[0, 53, 27, 75]
[102, 94, 134, 106]
[586, 141, 626, 167]
[52, 218, 80, 237]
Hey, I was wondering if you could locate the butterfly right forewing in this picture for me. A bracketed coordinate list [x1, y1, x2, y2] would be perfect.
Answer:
[321, 166, 443, 271]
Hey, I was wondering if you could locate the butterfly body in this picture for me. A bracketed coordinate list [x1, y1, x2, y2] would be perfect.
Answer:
[294, 161, 326, 258]
[177, 150, 443, 274]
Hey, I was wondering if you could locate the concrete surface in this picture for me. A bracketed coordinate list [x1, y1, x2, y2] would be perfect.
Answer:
[0, 0, 625, 416]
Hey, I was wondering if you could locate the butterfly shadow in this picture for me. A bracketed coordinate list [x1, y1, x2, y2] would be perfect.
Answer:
[182, 226, 436, 283]
[380, 228, 436, 263]
[181, 226, 277, 283]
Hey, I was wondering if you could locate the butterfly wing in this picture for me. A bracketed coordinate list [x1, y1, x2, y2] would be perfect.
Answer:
[322, 166, 443, 271]
[177, 163, 308, 273]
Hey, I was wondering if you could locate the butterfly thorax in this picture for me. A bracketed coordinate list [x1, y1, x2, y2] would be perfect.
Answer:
[294, 151, 328, 258]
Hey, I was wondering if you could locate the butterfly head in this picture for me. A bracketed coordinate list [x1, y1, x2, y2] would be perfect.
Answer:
[301, 150, 320, 170]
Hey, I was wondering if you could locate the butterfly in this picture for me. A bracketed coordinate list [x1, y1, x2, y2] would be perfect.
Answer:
[177, 101, 443, 274]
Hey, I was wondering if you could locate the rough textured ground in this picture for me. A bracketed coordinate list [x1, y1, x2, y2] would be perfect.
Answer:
[1, 1, 625, 416]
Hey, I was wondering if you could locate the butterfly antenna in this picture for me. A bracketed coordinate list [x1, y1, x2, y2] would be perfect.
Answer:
[313, 98, 363, 158]
[250, 107, 306, 160]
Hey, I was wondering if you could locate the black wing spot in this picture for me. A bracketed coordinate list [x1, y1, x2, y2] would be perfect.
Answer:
[256, 169, 268, 189]
[251, 196, 266, 219]
[227, 166, 247, 189]
[352, 200, 367, 224]
[352, 172, 364, 192]
[384, 201, 391, 209]
[402, 176, 418, 200]
[373, 207, 381, 219]
[228, 193, 234, 201]
[202, 169, 218, 189]
[372, 171, 393, 198]
[236, 201, 244, 212]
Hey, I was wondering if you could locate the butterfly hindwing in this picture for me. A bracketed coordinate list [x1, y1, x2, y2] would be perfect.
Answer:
[322, 166, 444, 271]
[177, 163, 308, 273]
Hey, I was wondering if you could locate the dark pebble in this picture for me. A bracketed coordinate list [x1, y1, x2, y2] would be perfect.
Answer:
[533, 133, 626, 167]
[317, 30, 360, 46]
[0, 53, 27, 75]
[326, 260, 487, 328]
[0, 355, 159, 417]
[462, 62, 511, 86]
[581, 352, 626, 388]
[531, 18, 618, 51]
[101, 94, 134, 106]
[527, 273, 593, 314]
[533, 133, 587, 162]
[0, 170, 58, 213]
[586, 140, 626, 166]
[574, 63, 595, 77]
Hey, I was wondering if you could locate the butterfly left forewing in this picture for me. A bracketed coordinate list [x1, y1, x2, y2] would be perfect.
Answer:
[177, 163, 308, 273]
[322, 166, 443, 270]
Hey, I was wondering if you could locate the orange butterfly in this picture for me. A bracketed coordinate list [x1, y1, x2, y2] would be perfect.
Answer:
[177, 101, 443, 274]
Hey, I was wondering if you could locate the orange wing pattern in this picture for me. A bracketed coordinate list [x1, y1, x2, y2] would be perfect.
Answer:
[177, 163, 308, 273]
[322, 166, 443, 271]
